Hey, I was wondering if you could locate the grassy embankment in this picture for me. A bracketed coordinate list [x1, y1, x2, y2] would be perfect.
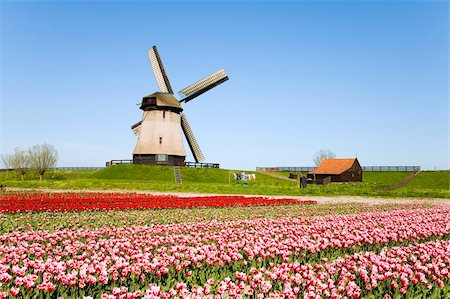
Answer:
[0, 165, 448, 198]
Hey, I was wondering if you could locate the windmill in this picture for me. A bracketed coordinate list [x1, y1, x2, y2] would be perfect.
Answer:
[131, 45, 229, 166]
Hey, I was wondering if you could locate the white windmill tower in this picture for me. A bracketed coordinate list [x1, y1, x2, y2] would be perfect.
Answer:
[131, 45, 229, 166]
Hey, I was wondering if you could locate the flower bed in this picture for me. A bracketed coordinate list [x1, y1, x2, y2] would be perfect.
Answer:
[102, 239, 450, 299]
[0, 205, 449, 298]
[0, 192, 316, 213]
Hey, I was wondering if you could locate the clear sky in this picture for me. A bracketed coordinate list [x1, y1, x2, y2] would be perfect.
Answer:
[0, 1, 448, 170]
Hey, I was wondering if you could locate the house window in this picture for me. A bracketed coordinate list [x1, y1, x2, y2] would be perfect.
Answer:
[163, 111, 166, 118]
[156, 154, 168, 162]
[159, 137, 163, 144]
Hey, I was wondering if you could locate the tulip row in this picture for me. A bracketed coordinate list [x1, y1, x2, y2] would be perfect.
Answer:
[0, 192, 316, 213]
[0, 206, 449, 298]
[1, 202, 428, 234]
[98, 239, 450, 299]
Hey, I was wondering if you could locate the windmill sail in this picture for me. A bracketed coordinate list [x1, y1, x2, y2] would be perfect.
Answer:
[178, 69, 228, 103]
[131, 121, 142, 136]
[147, 46, 174, 94]
[180, 113, 205, 163]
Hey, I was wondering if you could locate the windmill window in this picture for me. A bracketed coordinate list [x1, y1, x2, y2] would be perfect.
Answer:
[159, 137, 163, 144]
[163, 111, 166, 118]
[156, 154, 168, 162]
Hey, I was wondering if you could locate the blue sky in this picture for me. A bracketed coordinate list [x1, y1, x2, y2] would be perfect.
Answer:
[0, 1, 448, 170]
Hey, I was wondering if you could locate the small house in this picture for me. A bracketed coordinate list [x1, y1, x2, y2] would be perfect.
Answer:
[307, 158, 363, 184]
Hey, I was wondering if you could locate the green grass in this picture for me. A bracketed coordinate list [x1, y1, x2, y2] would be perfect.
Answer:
[0, 165, 295, 195]
[91, 164, 175, 181]
[269, 171, 296, 178]
[0, 166, 448, 198]
[401, 171, 450, 190]
[362, 171, 412, 186]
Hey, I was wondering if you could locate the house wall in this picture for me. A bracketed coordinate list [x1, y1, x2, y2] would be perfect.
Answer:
[340, 161, 363, 182]
[306, 174, 335, 184]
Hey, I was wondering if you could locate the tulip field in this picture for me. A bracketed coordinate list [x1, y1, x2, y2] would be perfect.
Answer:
[0, 192, 449, 298]
[0, 192, 315, 213]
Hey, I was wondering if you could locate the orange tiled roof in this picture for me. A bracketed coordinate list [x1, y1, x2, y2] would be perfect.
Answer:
[309, 158, 358, 175]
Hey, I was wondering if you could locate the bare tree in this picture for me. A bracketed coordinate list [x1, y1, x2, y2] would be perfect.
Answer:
[9, 148, 31, 181]
[28, 144, 58, 181]
[1, 153, 12, 179]
[313, 149, 336, 166]
[1, 154, 11, 169]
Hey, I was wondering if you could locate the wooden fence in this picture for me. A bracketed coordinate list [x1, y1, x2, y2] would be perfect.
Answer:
[256, 166, 421, 172]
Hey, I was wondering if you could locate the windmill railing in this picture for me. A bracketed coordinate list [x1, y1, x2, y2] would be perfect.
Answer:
[106, 160, 133, 166]
[104, 160, 219, 168]
[185, 162, 219, 168]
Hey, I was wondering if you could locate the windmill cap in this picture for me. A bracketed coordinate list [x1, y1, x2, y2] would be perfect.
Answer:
[141, 92, 182, 112]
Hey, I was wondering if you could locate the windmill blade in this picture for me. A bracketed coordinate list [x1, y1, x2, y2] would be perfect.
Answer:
[147, 46, 174, 93]
[180, 113, 205, 163]
[131, 121, 142, 136]
[178, 69, 228, 103]
[131, 112, 150, 136]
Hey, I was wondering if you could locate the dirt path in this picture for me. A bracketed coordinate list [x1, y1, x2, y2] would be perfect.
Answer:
[256, 171, 297, 182]
[4, 187, 449, 205]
